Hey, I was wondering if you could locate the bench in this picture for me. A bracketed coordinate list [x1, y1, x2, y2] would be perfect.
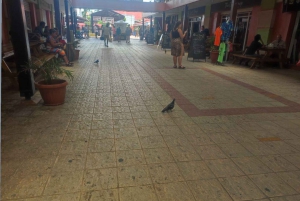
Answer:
[2, 42, 56, 87]
[232, 48, 261, 69]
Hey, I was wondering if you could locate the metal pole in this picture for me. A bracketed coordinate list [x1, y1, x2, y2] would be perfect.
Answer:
[8, 0, 35, 99]
[150, 16, 153, 30]
[54, 0, 61, 35]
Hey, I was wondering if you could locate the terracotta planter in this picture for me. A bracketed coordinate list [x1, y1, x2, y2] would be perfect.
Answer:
[210, 51, 219, 64]
[35, 79, 68, 106]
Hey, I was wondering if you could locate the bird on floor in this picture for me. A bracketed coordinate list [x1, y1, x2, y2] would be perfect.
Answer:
[161, 99, 175, 113]
[94, 59, 99, 64]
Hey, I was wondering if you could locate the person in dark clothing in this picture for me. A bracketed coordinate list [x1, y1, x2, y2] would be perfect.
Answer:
[34, 21, 47, 37]
[170, 21, 187, 69]
[240, 34, 264, 66]
[116, 27, 121, 42]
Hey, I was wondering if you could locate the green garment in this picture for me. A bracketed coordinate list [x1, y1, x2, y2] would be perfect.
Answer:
[218, 42, 226, 63]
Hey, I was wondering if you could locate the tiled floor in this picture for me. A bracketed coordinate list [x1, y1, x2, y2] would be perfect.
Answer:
[2, 38, 300, 201]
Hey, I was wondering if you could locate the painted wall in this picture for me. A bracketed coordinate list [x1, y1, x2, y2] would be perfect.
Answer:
[271, 2, 297, 49]
[247, 6, 260, 46]
[114, 11, 143, 21]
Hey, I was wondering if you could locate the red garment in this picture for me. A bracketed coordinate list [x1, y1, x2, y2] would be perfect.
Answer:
[59, 39, 66, 45]
[214, 27, 222, 46]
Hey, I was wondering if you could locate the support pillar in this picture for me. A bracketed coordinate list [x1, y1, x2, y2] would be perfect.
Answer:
[203, 4, 211, 30]
[46, 10, 51, 28]
[230, 0, 237, 27]
[162, 11, 166, 32]
[91, 14, 94, 32]
[183, 5, 189, 32]
[64, 0, 74, 61]
[29, 3, 37, 31]
[8, 0, 35, 99]
[142, 17, 144, 40]
[70, 7, 74, 34]
[150, 16, 153, 30]
[74, 11, 78, 33]
[54, 0, 61, 34]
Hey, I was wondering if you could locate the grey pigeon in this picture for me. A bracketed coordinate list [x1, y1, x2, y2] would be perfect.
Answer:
[162, 99, 175, 113]
[94, 59, 99, 64]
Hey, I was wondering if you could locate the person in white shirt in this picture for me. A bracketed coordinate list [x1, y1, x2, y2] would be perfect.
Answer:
[269, 34, 286, 49]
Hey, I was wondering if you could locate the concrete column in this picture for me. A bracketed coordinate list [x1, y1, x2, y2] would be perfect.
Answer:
[54, 0, 61, 34]
[150, 16, 153, 29]
[29, 3, 37, 31]
[203, 4, 211, 31]
[230, 0, 237, 26]
[142, 17, 144, 40]
[8, 0, 35, 99]
[70, 7, 74, 33]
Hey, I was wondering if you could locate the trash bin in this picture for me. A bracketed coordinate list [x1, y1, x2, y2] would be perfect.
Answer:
[74, 49, 80, 61]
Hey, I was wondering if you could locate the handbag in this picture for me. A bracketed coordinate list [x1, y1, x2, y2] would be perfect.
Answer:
[100, 36, 104, 40]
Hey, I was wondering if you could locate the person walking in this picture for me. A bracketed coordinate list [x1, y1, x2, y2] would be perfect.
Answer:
[102, 22, 111, 47]
[94, 24, 98, 39]
[125, 25, 132, 43]
[116, 27, 121, 42]
[170, 21, 187, 69]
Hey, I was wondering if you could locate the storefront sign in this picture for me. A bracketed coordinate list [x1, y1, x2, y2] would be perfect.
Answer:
[102, 17, 114, 25]
[211, 0, 262, 13]
[189, 6, 205, 17]
[283, 0, 300, 12]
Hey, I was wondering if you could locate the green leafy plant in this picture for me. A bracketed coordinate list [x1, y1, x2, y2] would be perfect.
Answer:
[207, 36, 219, 52]
[22, 58, 74, 85]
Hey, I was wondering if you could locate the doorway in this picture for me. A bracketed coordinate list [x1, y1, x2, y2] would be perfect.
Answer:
[233, 12, 251, 51]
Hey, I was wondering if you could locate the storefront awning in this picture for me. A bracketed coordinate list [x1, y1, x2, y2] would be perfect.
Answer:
[91, 10, 125, 22]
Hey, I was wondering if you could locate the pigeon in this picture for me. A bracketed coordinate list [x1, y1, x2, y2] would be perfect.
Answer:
[161, 99, 175, 113]
[94, 59, 99, 64]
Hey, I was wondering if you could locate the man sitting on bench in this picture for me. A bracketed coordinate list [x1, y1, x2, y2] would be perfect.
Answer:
[240, 34, 265, 66]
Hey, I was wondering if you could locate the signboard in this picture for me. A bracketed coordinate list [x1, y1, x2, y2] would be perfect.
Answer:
[283, 0, 300, 12]
[93, 16, 102, 22]
[162, 33, 171, 49]
[147, 32, 155, 45]
[102, 17, 114, 25]
[211, 0, 262, 13]
[188, 33, 206, 62]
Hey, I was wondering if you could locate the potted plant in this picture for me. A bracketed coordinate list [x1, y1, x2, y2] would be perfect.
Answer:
[23, 58, 73, 106]
[207, 36, 219, 64]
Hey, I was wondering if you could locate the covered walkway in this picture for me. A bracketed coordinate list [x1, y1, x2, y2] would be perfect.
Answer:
[2, 38, 300, 201]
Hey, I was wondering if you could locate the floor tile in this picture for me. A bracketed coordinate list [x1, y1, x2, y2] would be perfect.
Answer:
[249, 173, 297, 197]
[80, 189, 119, 201]
[118, 165, 152, 187]
[219, 143, 253, 158]
[139, 136, 167, 149]
[52, 153, 85, 172]
[115, 137, 141, 150]
[114, 127, 138, 138]
[143, 148, 175, 164]
[148, 163, 184, 184]
[177, 161, 215, 181]
[194, 145, 228, 160]
[86, 152, 116, 169]
[90, 129, 114, 140]
[277, 171, 300, 193]
[82, 168, 118, 190]
[259, 155, 299, 172]
[88, 139, 115, 152]
[219, 176, 266, 200]
[116, 149, 146, 166]
[206, 159, 244, 177]
[154, 182, 195, 201]
[232, 156, 272, 175]
[187, 179, 232, 201]
[43, 171, 83, 195]
[119, 186, 158, 201]
[137, 126, 161, 136]
[169, 145, 201, 161]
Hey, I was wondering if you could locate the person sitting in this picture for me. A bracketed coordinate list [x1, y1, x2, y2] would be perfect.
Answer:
[268, 34, 286, 49]
[240, 34, 264, 66]
[34, 21, 47, 37]
[43, 26, 50, 37]
[53, 28, 66, 49]
[46, 29, 73, 66]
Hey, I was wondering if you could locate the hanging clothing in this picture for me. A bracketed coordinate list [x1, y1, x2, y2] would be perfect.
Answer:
[214, 27, 223, 46]
[218, 42, 226, 63]
[221, 21, 233, 41]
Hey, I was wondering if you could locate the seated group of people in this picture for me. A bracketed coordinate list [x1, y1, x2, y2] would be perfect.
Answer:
[33, 21, 72, 66]
[239, 34, 286, 66]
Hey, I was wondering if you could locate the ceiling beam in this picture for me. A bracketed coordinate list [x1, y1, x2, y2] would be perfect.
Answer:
[71, 0, 166, 12]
